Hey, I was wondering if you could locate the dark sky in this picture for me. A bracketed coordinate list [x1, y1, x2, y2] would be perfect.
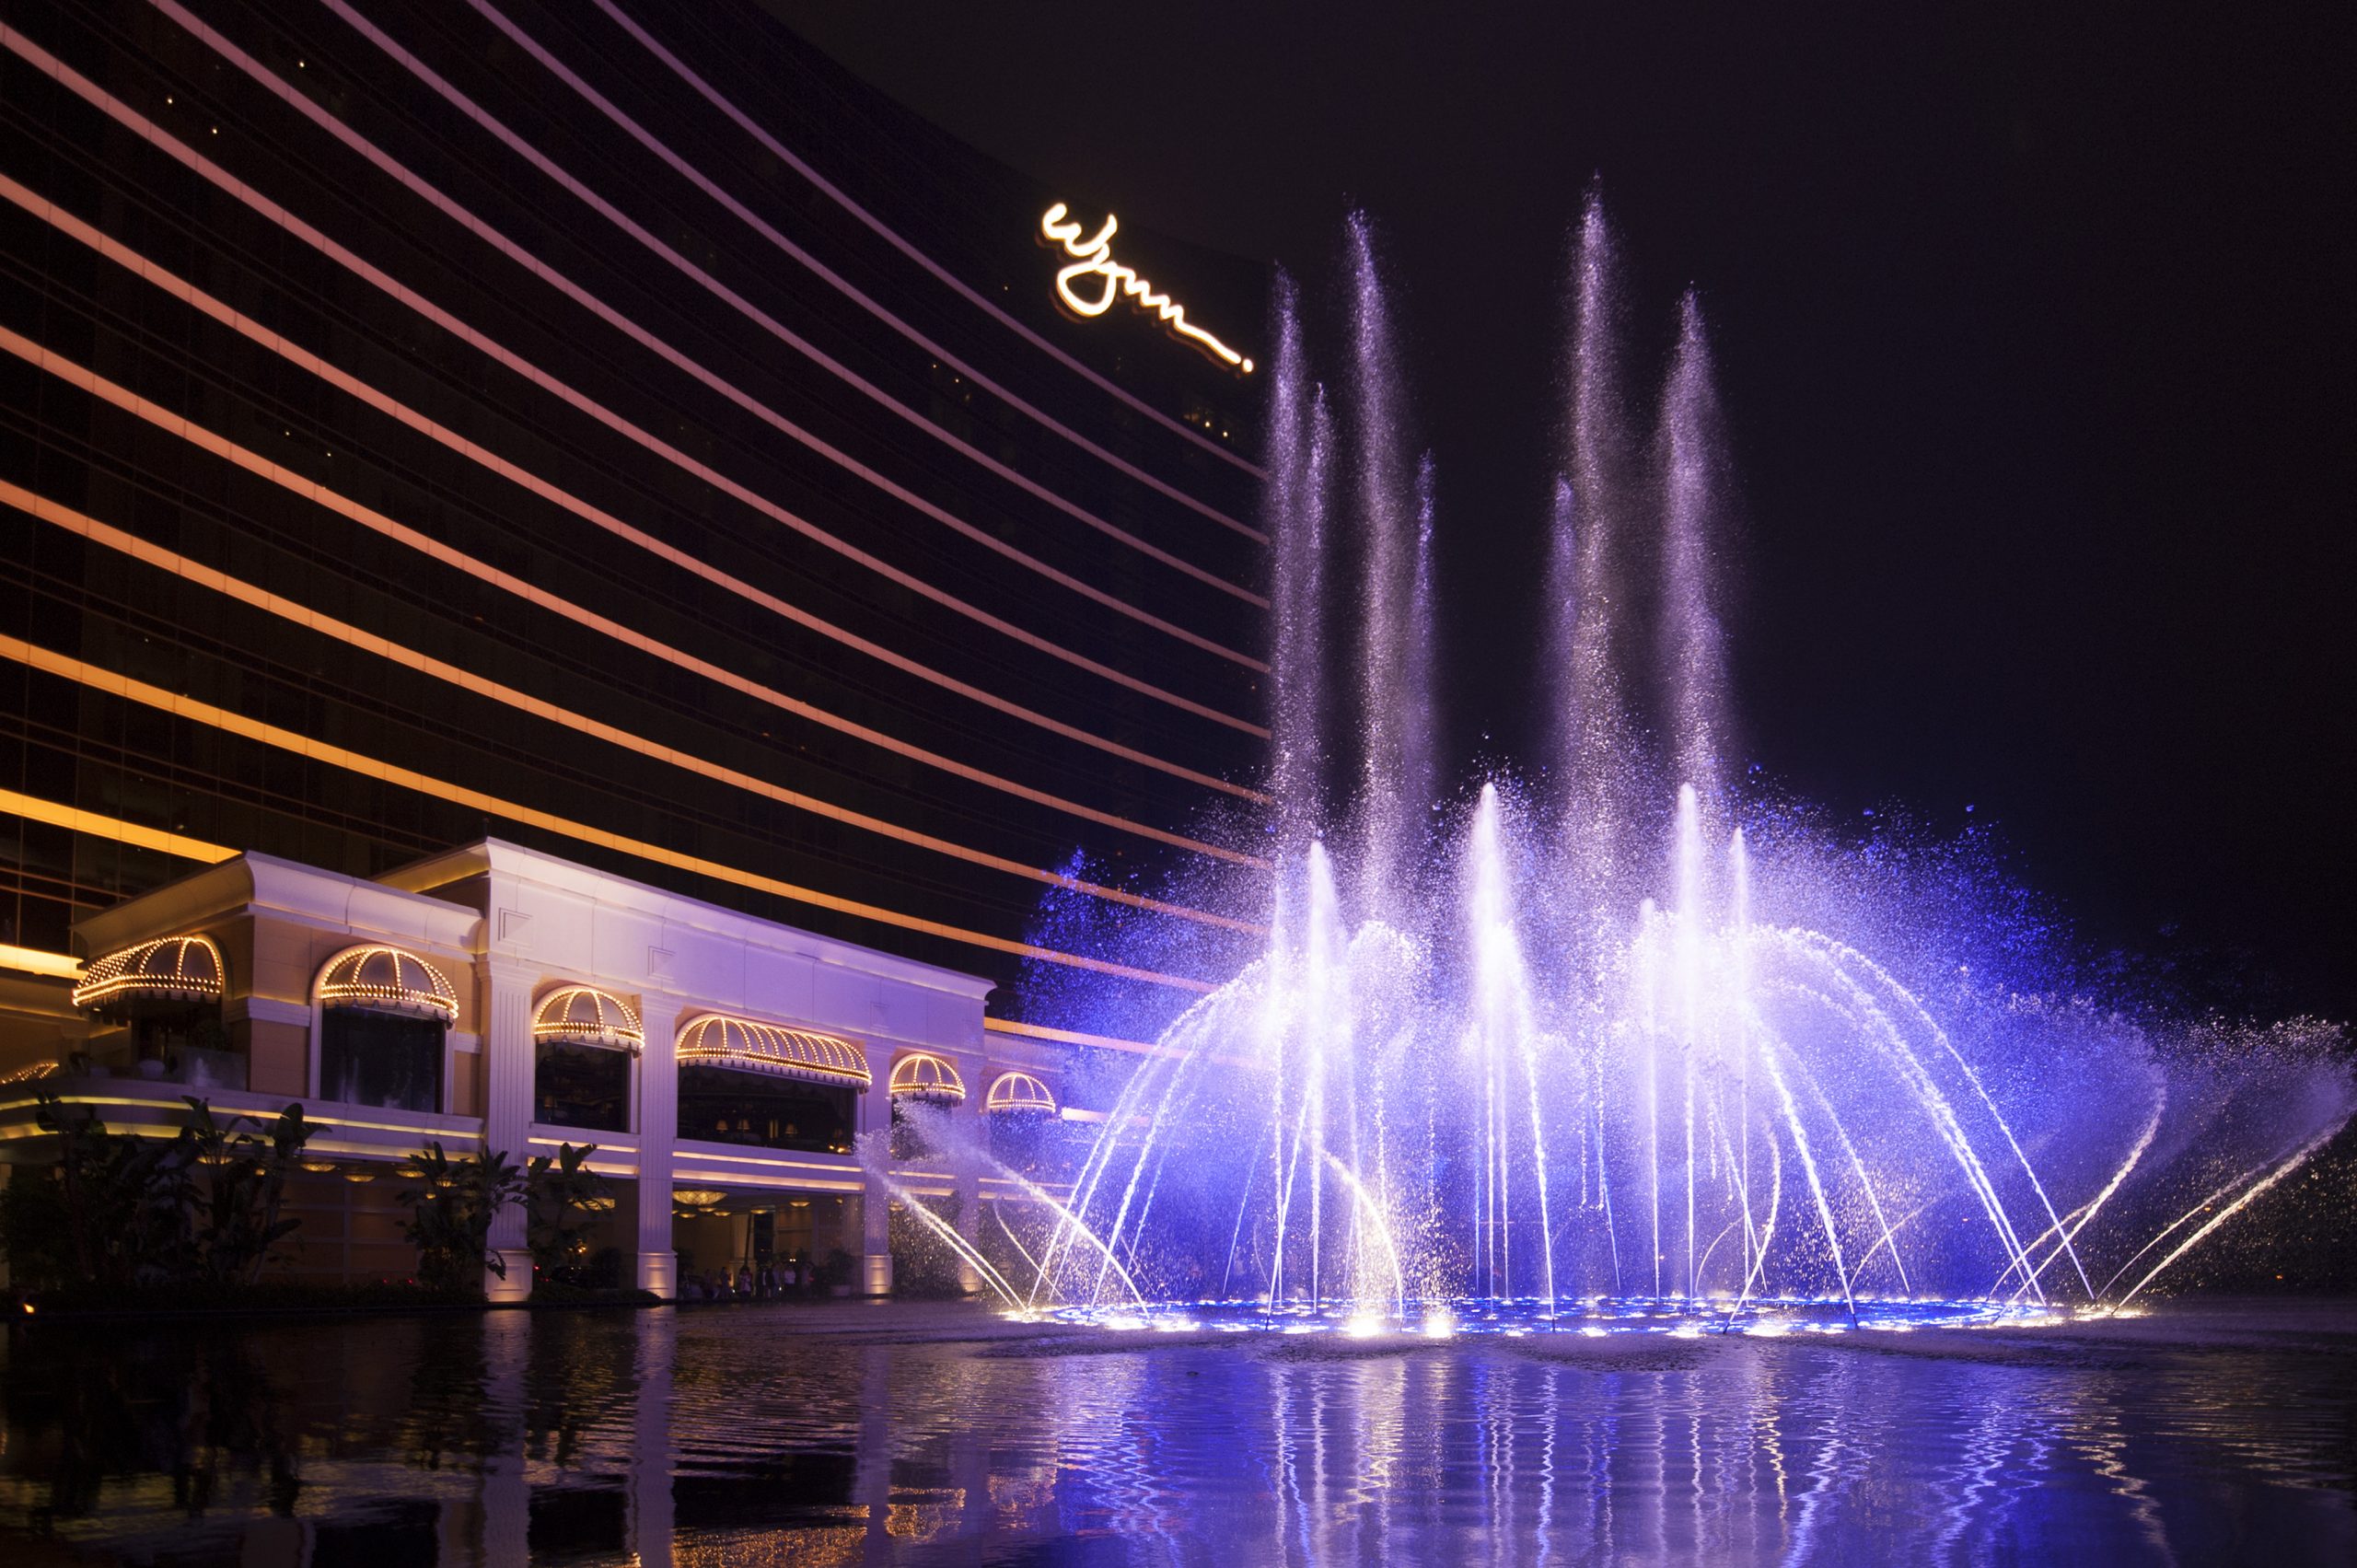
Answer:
[778, 2, 2354, 1014]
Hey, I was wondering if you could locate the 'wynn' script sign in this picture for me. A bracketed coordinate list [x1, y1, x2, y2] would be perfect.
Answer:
[1039, 203, 1253, 373]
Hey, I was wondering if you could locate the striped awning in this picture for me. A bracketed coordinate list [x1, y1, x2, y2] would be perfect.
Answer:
[316, 944, 458, 1021]
[888, 1051, 966, 1102]
[533, 985, 643, 1051]
[985, 1071, 1058, 1115]
[71, 935, 225, 1012]
[675, 1014, 870, 1087]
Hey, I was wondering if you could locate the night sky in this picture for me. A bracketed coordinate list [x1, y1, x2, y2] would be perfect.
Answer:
[779, 3, 2353, 1015]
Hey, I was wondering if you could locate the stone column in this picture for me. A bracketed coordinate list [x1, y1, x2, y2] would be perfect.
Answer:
[858, 1071, 894, 1295]
[480, 958, 537, 1302]
[633, 995, 682, 1298]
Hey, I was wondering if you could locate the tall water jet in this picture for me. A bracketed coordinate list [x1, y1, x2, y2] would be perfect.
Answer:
[1672, 783, 1708, 1297]
[1547, 192, 1648, 1010]
[1550, 190, 1639, 820]
[1346, 213, 1433, 912]
[1464, 784, 1556, 1310]
[1407, 447, 1438, 818]
[1265, 272, 1332, 838]
[1657, 292, 1736, 814]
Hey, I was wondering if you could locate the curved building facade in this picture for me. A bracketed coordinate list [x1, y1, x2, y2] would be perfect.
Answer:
[0, 0, 1269, 1065]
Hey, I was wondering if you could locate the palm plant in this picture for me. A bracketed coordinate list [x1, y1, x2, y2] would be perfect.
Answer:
[35, 1096, 200, 1287]
[183, 1098, 320, 1284]
[526, 1143, 609, 1282]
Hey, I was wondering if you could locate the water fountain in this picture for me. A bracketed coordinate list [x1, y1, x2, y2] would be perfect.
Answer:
[900, 196, 2355, 1337]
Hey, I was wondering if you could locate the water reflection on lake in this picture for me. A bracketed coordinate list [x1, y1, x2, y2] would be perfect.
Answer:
[2, 1300, 2351, 1565]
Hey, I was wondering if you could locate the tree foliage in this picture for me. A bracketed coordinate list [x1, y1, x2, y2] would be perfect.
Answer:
[185, 1100, 320, 1285]
[394, 1143, 526, 1295]
[0, 1096, 319, 1291]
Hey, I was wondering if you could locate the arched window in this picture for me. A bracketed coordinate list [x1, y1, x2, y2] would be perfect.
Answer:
[531, 986, 641, 1132]
[315, 945, 456, 1114]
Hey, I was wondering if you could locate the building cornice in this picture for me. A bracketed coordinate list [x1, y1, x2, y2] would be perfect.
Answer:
[72, 852, 481, 958]
[379, 839, 995, 1000]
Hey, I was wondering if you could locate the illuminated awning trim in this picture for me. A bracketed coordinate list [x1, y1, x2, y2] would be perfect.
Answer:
[71, 935, 225, 1012]
[316, 945, 459, 1022]
[887, 1052, 965, 1103]
[676, 1015, 870, 1088]
[985, 1072, 1058, 1116]
[532, 985, 643, 1052]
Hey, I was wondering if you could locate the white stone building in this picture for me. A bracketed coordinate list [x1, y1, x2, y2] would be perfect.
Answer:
[0, 840, 1081, 1298]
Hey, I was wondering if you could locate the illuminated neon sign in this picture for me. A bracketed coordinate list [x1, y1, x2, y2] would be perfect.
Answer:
[1039, 203, 1253, 374]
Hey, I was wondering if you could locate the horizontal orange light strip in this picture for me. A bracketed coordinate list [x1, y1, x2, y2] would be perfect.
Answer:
[135, 6, 1270, 676]
[0, 636, 1219, 994]
[2, 28, 1267, 737]
[331, 0, 1270, 580]
[0, 298, 1268, 851]
[0, 1095, 478, 1141]
[0, 477, 1263, 935]
[0, 943, 83, 981]
[982, 1016, 1167, 1054]
[0, 785, 237, 865]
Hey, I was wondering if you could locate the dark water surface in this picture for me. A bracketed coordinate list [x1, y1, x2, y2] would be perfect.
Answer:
[2, 1299, 2351, 1565]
